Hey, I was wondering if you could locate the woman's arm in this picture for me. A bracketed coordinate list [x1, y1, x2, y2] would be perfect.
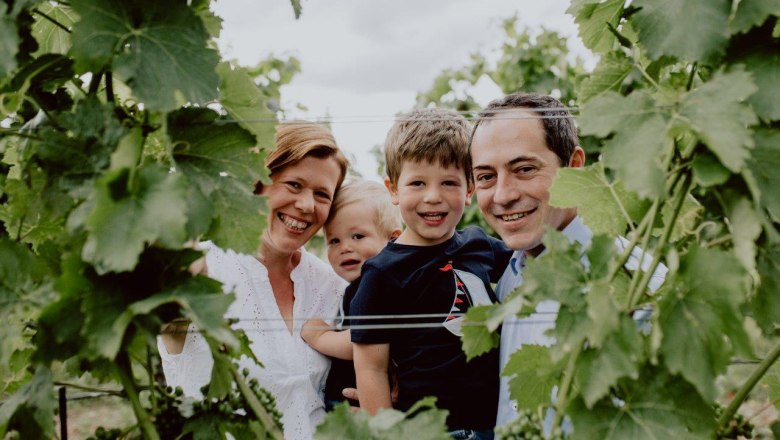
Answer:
[353, 342, 392, 413]
[301, 319, 353, 360]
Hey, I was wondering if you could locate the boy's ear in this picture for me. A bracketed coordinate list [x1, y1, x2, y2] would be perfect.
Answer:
[465, 182, 475, 206]
[389, 228, 402, 240]
[384, 178, 400, 205]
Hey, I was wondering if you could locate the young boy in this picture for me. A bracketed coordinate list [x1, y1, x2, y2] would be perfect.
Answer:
[350, 108, 512, 437]
[301, 179, 402, 407]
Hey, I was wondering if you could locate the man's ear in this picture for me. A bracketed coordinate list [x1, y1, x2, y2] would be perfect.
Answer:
[569, 146, 585, 169]
[389, 228, 402, 240]
[384, 178, 400, 205]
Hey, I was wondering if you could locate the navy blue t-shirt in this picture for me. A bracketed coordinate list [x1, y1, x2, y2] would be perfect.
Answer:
[350, 227, 512, 431]
[324, 282, 359, 407]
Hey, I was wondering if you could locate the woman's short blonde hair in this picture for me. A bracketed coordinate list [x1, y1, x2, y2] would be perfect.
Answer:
[262, 121, 349, 193]
[326, 179, 402, 238]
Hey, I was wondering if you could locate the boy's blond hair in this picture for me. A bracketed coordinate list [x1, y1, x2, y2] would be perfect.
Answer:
[326, 179, 402, 238]
[383, 108, 473, 185]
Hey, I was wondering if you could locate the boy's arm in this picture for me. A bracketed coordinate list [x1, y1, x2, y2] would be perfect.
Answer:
[353, 342, 391, 413]
[301, 318, 353, 360]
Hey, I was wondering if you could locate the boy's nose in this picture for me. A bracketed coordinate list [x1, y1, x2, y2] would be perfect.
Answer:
[423, 187, 443, 204]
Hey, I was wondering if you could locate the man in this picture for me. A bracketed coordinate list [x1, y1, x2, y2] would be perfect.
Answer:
[469, 93, 666, 426]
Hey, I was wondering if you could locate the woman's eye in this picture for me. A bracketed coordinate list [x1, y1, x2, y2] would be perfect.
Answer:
[285, 181, 301, 190]
[315, 191, 332, 201]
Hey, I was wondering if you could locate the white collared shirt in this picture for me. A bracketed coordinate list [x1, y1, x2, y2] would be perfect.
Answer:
[157, 243, 347, 440]
[495, 217, 667, 426]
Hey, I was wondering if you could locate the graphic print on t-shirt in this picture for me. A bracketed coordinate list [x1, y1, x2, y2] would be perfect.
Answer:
[441, 265, 493, 336]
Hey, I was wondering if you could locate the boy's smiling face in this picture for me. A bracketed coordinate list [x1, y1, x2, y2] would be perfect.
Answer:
[386, 160, 472, 246]
[325, 202, 391, 282]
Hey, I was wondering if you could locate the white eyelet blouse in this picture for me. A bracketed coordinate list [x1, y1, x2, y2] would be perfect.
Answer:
[157, 242, 347, 440]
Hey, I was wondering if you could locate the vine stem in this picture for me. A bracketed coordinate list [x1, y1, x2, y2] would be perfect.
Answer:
[718, 341, 780, 429]
[628, 173, 692, 309]
[114, 352, 160, 440]
[53, 381, 124, 396]
[32, 8, 72, 33]
[228, 363, 285, 440]
[551, 342, 583, 432]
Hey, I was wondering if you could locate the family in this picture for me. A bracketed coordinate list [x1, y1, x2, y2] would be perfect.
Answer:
[157, 92, 665, 439]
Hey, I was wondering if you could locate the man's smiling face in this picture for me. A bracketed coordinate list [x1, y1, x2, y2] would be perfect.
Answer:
[470, 109, 580, 256]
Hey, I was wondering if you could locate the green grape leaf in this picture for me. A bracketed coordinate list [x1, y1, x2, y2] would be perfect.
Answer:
[730, 0, 780, 35]
[632, 0, 731, 63]
[736, 45, 780, 122]
[217, 62, 277, 163]
[70, 0, 219, 111]
[520, 230, 588, 307]
[746, 129, 780, 221]
[83, 165, 188, 274]
[0, 167, 72, 250]
[576, 314, 645, 407]
[750, 244, 780, 334]
[569, 366, 715, 439]
[678, 69, 758, 172]
[578, 91, 667, 198]
[692, 152, 731, 187]
[315, 397, 450, 440]
[503, 345, 559, 411]
[577, 51, 633, 103]
[550, 163, 649, 236]
[658, 247, 752, 400]
[725, 195, 762, 272]
[0, 367, 55, 439]
[586, 234, 617, 280]
[169, 108, 267, 254]
[290, 0, 303, 19]
[461, 305, 500, 361]
[31, 2, 76, 56]
[584, 279, 620, 348]
[0, 5, 20, 77]
[660, 193, 702, 243]
[567, 0, 624, 53]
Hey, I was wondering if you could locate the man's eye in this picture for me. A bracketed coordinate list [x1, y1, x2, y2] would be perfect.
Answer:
[517, 166, 535, 174]
[476, 174, 494, 182]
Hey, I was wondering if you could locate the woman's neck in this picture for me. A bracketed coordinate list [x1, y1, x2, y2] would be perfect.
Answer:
[257, 239, 301, 273]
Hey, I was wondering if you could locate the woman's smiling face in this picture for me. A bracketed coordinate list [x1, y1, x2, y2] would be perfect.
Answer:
[261, 155, 343, 255]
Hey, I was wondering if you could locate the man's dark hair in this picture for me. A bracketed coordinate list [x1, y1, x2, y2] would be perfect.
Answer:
[471, 93, 579, 166]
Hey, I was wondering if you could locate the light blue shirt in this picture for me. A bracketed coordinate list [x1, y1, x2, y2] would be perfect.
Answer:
[495, 217, 668, 427]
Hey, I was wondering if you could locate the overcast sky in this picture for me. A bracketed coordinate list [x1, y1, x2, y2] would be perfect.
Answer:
[212, 0, 588, 180]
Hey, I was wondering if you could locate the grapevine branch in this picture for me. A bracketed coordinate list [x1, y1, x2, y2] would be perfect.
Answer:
[718, 342, 780, 430]
[32, 8, 72, 33]
[229, 363, 285, 440]
[114, 352, 160, 440]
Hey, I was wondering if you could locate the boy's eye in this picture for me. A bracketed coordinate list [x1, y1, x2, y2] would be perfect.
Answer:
[443, 180, 460, 187]
[327, 238, 339, 246]
[352, 234, 365, 240]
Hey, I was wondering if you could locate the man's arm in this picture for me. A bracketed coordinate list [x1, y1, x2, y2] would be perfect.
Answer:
[301, 319, 353, 360]
[353, 342, 391, 413]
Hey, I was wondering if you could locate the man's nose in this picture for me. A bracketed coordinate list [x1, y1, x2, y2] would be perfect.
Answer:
[493, 173, 520, 206]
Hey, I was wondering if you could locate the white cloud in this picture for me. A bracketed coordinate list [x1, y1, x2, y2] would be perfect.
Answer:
[212, 0, 585, 180]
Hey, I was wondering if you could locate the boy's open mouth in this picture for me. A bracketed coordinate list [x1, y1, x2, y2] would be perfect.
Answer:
[341, 258, 360, 268]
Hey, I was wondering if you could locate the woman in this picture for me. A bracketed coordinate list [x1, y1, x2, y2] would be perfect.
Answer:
[158, 121, 350, 440]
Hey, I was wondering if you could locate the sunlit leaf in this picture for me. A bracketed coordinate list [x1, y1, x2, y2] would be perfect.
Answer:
[70, 0, 219, 111]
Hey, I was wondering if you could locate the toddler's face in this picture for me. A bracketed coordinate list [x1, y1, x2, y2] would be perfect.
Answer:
[325, 203, 390, 282]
